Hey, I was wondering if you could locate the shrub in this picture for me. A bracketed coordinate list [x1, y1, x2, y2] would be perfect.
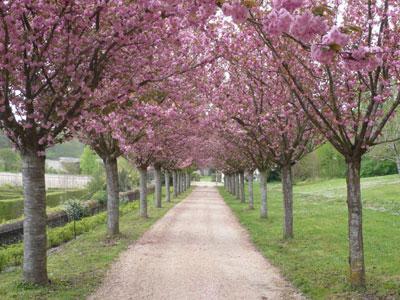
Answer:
[87, 171, 106, 195]
[64, 200, 86, 239]
[92, 190, 107, 206]
[80, 146, 102, 175]
[191, 173, 200, 181]
[361, 158, 397, 177]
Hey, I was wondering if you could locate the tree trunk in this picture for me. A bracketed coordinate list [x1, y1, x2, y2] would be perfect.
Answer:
[235, 173, 240, 199]
[165, 171, 171, 203]
[139, 167, 148, 218]
[177, 172, 181, 194]
[173, 171, 178, 198]
[346, 157, 365, 288]
[259, 169, 268, 218]
[186, 172, 190, 188]
[104, 157, 119, 236]
[282, 164, 294, 239]
[154, 166, 162, 208]
[248, 171, 254, 209]
[231, 175, 234, 194]
[240, 171, 245, 203]
[22, 152, 48, 284]
[182, 172, 186, 192]
[183, 172, 187, 191]
[396, 156, 400, 175]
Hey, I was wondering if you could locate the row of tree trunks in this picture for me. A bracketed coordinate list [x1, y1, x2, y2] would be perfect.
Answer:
[224, 160, 365, 288]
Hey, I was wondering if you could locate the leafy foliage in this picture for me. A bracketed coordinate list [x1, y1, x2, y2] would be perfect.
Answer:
[80, 147, 101, 175]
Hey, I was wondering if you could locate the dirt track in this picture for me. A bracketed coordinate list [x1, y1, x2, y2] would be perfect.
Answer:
[89, 186, 303, 300]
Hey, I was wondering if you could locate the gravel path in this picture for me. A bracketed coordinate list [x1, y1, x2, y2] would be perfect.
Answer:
[89, 186, 303, 300]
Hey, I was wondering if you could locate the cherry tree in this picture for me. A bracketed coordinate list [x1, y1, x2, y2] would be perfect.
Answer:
[0, 1, 142, 284]
[221, 0, 400, 287]
[0, 0, 220, 284]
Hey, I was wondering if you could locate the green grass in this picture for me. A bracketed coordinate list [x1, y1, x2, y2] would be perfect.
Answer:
[0, 187, 191, 299]
[199, 176, 213, 182]
[219, 175, 400, 299]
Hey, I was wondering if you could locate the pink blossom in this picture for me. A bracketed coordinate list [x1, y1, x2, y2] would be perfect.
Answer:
[265, 9, 293, 36]
[290, 12, 328, 42]
[272, 0, 304, 13]
[322, 27, 349, 48]
[344, 46, 383, 71]
[311, 44, 335, 64]
[222, 2, 248, 23]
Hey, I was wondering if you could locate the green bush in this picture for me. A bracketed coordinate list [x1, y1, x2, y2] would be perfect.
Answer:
[191, 173, 200, 181]
[0, 148, 21, 172]
[46, 189, 89, 207]
[361, 158, 397, 177]
[80, 146, 101, 175]
[92, 190, 107, 206]
[87, 171, 106, 195]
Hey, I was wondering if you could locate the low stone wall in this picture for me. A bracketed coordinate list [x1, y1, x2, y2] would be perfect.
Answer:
[0, 201, 104, 246]
[0, 186, 154, 246]
[120, 186, 155, 202]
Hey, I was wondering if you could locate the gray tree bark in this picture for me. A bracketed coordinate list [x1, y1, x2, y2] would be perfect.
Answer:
[282, 164, 294, 239]
[154, 166, 162, 208]
[104, 157, 120, 236]
[259, 169, 268, 218]
[173, 171, 178, 198]
[177, 172, 181, 194]
[165, 171, 171, 202]
[239, 171, 245, 203]
[186, 172, 190, 188]
[230, 175, 234, 194]
[235, 173, 240, 199]
[247, 171, 254, 209]
[396, 156, 400, 175]
[22, 152, 48, 284]
[183, 172, 187, 191]
[346, 157, 365, 287]
[182, 172, 186, 192]
[139, 167, 148, 218]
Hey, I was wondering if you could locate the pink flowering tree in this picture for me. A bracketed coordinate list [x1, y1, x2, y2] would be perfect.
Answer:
[0, 1, 143, 284]
[221, 0, 400, 287]
[0, 0, 219, 284]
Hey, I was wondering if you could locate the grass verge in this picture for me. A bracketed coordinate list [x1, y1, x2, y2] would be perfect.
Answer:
[0, 187, 192, 299]
[219, 177, 400, 300]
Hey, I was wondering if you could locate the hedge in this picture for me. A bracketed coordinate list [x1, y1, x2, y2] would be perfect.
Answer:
[0, 189, 89, 222]
[0, 202, 137, 272]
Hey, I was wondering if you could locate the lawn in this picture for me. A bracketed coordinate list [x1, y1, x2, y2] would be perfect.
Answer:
[219, 175, 400, 299]
[0, 187, 191, 299]
[200, 175, 213, 182]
